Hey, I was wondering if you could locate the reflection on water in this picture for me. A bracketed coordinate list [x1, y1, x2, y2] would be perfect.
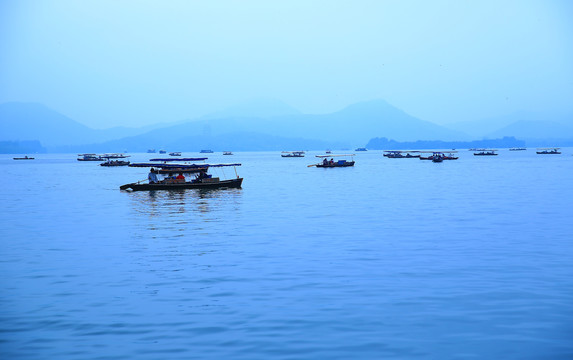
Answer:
[128, 188, 243, 235]
[1, 152, 573, 359]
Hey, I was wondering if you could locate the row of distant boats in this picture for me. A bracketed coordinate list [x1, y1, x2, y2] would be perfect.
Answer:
[146, 149, 233, 155]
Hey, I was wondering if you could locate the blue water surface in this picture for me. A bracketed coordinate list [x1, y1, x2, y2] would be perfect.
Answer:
[1, 150, 572, 359]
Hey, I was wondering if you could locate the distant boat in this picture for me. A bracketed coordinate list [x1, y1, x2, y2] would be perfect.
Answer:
[103, 153, 129, 159]
[100, 160, 130, 167]
[509, 147, 527, 151]
[431, 153, 444, 162]
[77, 153, 105, 161]
[281, 151, 305, 158]
[474, 149, 498, 156]
[419, 151, 458, 160]
[169, 152, 181, 156]
[310, 154, 355, 168]
[536, 148, 560, 154]
[200, 150, 214, 153]
[355, 147, 367, 151]
[383, 150, 420, 158]
[223, 151, 233, 155]
[159, 150, 166, 154]
[13, 155, 34, 160]
[147, 149, 156, 153]
[325, 150, 332, 154]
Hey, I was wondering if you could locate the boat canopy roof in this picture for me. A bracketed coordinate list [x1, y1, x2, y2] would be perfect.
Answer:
[475, 149, 498, 151]
[418, 150, 458, 153]
[130, 162, 241, 168]
[206, 163, 242, 167]
[130, 163, 209, 168]
[315, 154, 355, 158]
[149, 157, 208, 162]
[383, 150, 420, 153]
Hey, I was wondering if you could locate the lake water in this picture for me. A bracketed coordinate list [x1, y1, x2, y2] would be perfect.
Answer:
[1, 150, 572, 359]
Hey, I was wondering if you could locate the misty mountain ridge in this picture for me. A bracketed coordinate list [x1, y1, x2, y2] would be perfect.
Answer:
[201, 98, 301, 120]
[446, 110, 573, 138]
[0, 102, 167, 147]
[3, 99, 573, 152]
[486, 120, 573, 140]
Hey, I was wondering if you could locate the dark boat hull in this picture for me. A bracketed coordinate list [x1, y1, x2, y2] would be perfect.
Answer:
[536, 151, 560, 154]
[101, 161, 130, 167]
[121, 178, 243, 191]
[13, 157, 35, 160]
[316, 161, 355, 168]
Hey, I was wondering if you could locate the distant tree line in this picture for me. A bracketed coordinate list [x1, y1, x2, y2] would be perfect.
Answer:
[365, 136, 526, 150]
[0, 140, 46, 154]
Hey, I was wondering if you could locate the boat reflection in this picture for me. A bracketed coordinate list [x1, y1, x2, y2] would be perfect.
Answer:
[129, 188, 243, 218]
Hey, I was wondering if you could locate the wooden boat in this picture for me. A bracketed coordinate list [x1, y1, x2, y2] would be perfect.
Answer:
[223, 151, 233, 155]
[13, 156, 34, 160]
[473, 149, 498, 156]
[419, 151, 458, 160]
[159, 150, 167, 154]
[383, 150, 421, 158]
[310, 154, 355, 168]
[121, 178, 243, 191]
[536, 148, 561, 154]
[282, 151, 305, 158]
[169, 152, 181, 156]
[432, 155, 443, 162]
[509, 148, 527, 151]
[77, 153, 105, 161]
[200, 149, 214, 153]
[120, 163, 243, 191]
[147, 149, 156, 153]
[101, 160, 130, 167]
[355, 147, 367, 151]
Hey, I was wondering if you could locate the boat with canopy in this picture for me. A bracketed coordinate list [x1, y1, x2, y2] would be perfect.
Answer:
[100, 154, 131, 167]
[129, 157, 209, 174]
[77, 153, 105, 161]
[473, 149, 498, 156]
[536, 148, 561, 154]
[309, 154, 355, 168]
[419, 151, 458, 160]
[383, 150, 421, 158]
[282, 151, 305, 158]
[120, 163, 243, 191]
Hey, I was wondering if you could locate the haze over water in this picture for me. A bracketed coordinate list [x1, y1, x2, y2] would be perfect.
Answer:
[1, 150, 572, 359]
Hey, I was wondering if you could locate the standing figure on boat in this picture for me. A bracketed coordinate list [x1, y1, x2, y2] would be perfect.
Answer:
[323, 158, 328, 165]
[176, 172, 185, 183]
[148, 168, 158, 184]
[330, 158, 334, 165]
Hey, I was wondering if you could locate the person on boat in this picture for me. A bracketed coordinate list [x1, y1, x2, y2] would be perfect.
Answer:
[330, 158, 334, 165]
[323, 158, 328, 165]
[176, 172, 185, 182]
[148, 168, 158, 184]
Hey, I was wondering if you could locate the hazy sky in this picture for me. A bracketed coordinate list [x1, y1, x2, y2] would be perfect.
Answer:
[1, 0, 572, 128]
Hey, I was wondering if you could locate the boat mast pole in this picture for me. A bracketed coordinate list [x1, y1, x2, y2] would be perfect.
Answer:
[234, 166, 238, 178]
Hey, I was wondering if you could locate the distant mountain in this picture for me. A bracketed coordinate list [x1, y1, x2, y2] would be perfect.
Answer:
[58, 131, 348, 153]
[202, 98, 301, 119]
[1, 99, 484, 152]
[486, 120, 573, 140]
[0, 102, 169, 147]
[75, 99, 470, 152]
[446, 111, 573, 138]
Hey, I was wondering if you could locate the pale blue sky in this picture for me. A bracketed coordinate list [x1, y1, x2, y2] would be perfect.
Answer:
[1, 0, 572, 128]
